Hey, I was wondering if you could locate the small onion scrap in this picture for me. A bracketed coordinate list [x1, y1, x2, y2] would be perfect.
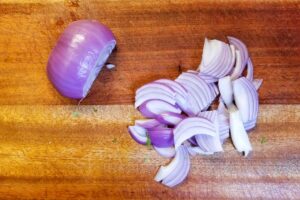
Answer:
[47, 20, 116, 99]
[128, 36, 263, 188]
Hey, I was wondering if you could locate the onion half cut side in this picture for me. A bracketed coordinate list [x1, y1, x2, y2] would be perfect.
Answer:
[47, 20, 116, 99]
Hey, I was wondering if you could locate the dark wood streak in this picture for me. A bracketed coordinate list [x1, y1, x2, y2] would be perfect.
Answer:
[0, 0, 299, 105]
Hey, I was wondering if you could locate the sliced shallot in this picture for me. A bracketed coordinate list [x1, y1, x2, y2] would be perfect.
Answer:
[154, 145, 190, 187]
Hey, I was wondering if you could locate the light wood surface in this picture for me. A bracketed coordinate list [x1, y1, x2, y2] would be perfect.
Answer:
[0, 0, 300, 199]
[0, 105, 299, 199]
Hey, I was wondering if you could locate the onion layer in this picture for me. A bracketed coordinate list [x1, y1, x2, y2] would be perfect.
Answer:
[154, 145, 190, 187]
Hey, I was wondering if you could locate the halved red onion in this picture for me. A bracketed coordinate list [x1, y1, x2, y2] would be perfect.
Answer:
[198, 38, 234, 79]
[246, 58, 254, 81]
[47, 20, 116, 99]
[228, 36, 249, 72]
[128, 125, 148, 145]
[218, 75, 233, 107]
[135, 119, 161, 129]
[233, 77, 259, 123]
[148, 128, 174, 148]
[154, 145, 190, 188]
[253, 79, 263, 90]
[135, 82, 176, 108]
[229, 105, 252, 156]
[156, 112, 186, 126]
[138, 100, 181, 118]
[153, 146, 176, 158]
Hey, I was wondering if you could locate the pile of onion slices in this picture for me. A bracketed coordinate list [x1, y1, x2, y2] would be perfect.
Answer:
[128, 36, 263, 187]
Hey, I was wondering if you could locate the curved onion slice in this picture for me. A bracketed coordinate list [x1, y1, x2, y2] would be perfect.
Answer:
[196, 111, 223, 152]
[198, 38, 234, 79]
[229, 105, 252, 156]
[218, 75, 233, 107]
[230, 50, 242, 80]
[246, 58, 254, 81]
[135, 82, 176, 108]
[153, 146, 176, 158]
[228, 36, 249, 71]
[176, 72, 217, 114]
[233, 77, 259, 123]
[199, 72, 218, 83]
[154, 79, 192, 114]
[138, 100, 181, 118]
[47, 20, 116, 99]
[174, 117, 222, 153]
[156, 112, 186, 126]
[128, 125, 147, 145]
[154, 145, 190, 188]
[135, 119, 162, 129]
[148, 128, 174, 148]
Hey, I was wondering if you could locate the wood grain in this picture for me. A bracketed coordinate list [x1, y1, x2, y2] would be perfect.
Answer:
[1, 0, 300, 199]
[0, 0, 299, 105]
[0, 104, 299, 199]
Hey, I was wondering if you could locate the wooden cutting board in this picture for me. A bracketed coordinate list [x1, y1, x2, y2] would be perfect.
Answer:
[0, 0, 299, 199]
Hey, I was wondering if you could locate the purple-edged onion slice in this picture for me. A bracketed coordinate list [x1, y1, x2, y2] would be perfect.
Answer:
[154, 79, 191, 115]
[176, 72, 216, 114]
[128, 125, 147, 145]
[148, 128, 174, 148]
[196, 111, 224, 152]
[198, 38, 234, 79]
[138, 100, 181, 118]
[228, 36, 249, 76]
[233, 77, 259, 123]
[154, 145, 190, 188]
[156, 112, 186, 126]
[135, 82, 176, 108]
[174, 117, 222, 152]
[199, 72, 218, 83]
[47, 20, 116, 99]
[135, 119, 162, 129]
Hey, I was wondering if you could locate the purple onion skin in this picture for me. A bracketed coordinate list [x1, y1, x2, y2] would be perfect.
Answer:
[47, 20, 116, 99]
